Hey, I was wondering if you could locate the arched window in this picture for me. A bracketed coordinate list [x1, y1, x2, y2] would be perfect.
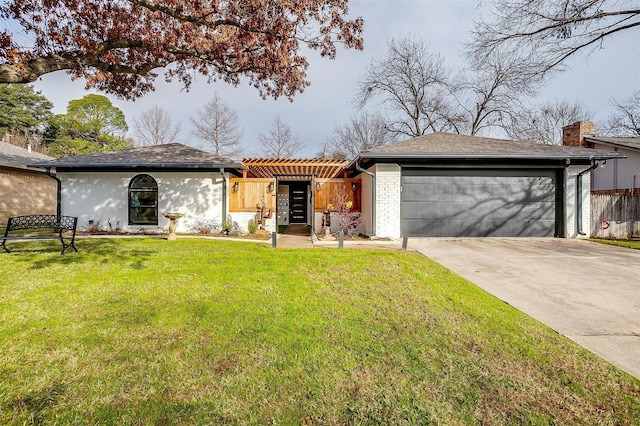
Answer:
[129, 174, 158, 225]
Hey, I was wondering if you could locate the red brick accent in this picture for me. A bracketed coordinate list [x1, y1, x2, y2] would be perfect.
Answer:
[562, 121, 595, 147]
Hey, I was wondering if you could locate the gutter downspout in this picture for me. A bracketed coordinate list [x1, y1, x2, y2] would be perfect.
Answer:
[576, 159, 599, 236]
[355, 161, 376, 236]
[220, 168, 227, 222]
[46, 167, 62, 217]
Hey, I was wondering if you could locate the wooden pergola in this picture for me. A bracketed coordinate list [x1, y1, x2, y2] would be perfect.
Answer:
[230, 158, 360, 215]
[241, 158, 349, 179]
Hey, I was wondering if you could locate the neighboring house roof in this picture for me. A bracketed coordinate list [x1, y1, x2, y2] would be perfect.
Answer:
[0, 141, 54, 171]
[351, 132, 625, 168]
[29, 143, 244, 173]
[584, 136, 640, 152]
[242, 158, 348, 179]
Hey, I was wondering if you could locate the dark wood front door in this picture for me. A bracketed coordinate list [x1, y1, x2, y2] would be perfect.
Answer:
[289, 183, 307, 224]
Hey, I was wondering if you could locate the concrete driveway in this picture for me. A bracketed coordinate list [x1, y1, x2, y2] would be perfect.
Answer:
[408, 238, 640, 379]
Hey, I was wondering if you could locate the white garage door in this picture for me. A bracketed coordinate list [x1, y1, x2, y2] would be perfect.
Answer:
[401, 169, 560, 237]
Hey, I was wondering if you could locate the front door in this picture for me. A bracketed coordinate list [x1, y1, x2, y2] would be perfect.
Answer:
[289, 182, 307, 224]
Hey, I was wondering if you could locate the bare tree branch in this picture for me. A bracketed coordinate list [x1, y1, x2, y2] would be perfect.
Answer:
[133, 106, 182, 146]
[502, 99, 594, 145]
[258, 113, 304, 158]
[355, 36, 533, 138]
[602, 90, 640, 136]
[326, 111, 397, 159]
[355, 37, 462, 138]
[469, 0, 640, 78]
[191, 93, 243, 158]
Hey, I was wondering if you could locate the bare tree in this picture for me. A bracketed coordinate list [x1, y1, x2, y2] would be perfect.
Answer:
[191, 93, 243, 158]
[455, 54, 535, 135]
[469, 0, 640, 79]
[602, 91, 640, 136]
[258, 114, 304, 158]
[355, 36, 533, 138]
[326, 111, 396, 159]
[355, 37, 461, 138]
[503, 99, 594, 145]
[133, 106, 181, 146]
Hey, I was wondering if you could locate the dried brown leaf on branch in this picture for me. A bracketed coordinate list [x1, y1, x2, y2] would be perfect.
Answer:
[0, 0, 364, 99]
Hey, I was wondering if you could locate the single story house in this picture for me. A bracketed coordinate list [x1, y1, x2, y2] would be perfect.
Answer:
[30, 133, 624, 238]
[30, 143, 243, 233]
[0, 141, 56, 223]
[563, 121, 640, 195]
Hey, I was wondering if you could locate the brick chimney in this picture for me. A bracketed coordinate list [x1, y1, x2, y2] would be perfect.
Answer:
[562, 121, 594, 147]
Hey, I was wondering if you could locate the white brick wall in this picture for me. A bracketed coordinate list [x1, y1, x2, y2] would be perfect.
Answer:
[60, 171, 227, 233]
[373, 164, 401, 239]
[231, 212, 276, 234]
[565, 165, 592, 238]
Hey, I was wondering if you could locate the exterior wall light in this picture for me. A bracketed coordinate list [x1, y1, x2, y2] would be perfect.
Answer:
[351, 182, 357, 192]
[316, 182, 321, 191]
[233, 182, 239, 193]
[268, 182, 275, 192]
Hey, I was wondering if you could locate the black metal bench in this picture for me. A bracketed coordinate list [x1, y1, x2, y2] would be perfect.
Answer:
[1, 215, 78, 255]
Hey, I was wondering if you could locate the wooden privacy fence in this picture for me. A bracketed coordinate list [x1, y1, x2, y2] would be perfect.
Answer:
[315, 179, 360, 212]
[229, 179, 275, 212]
[591, 194, 640, 239]
[229, 178, 361, 213]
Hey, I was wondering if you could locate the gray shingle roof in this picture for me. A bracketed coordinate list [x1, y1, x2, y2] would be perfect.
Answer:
[0, 141, 54, 170]
[29, 143, 244, 169]
[585, 136, 640, 151]
[361, 132, 625, 160]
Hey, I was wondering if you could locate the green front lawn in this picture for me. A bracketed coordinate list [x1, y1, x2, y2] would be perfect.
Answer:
[1, 239, 639, 424]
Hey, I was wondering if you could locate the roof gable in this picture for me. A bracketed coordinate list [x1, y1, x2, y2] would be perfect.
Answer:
[0, 141, 53, 170]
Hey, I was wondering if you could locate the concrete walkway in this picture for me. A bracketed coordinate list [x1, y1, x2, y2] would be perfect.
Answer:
[276, 225, 403, 249]
[276, 233, 315, 248]
[408, 238, 640, 379]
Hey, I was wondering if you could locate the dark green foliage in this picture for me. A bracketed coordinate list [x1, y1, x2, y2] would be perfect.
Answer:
[0, 84, 53, 135]
[47, 94, 130, 157]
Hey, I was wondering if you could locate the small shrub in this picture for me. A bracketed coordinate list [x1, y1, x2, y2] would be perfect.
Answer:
[190, 215, 220, 234]
[221, 215, 234, 234]
[329, 186, 361, 234]
[247, 219, 258, 234]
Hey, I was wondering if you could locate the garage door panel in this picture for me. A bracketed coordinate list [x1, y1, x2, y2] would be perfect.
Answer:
[402, 177, 555, 202]
[401, 169, 558, 237]
[402, 217, 556, 237]
[401, 200, 556, 221]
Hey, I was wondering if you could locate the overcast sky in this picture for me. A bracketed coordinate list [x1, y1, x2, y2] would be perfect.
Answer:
[29, 0, 640, 158]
